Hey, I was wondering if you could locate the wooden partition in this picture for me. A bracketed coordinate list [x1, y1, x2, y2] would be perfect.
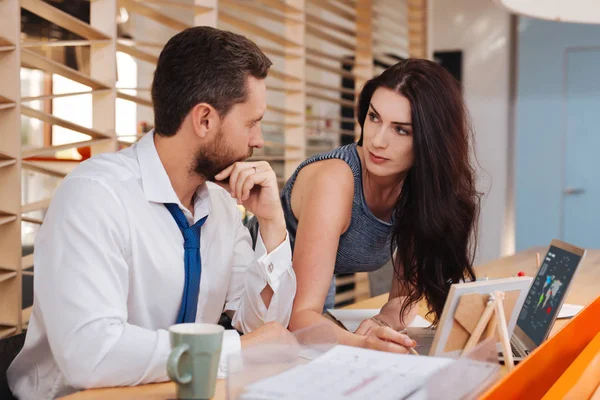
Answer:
[0, 0, 427, 333]
[0, 0, 22, 338]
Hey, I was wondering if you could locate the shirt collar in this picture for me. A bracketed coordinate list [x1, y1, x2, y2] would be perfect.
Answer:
[136, 130, 211, 221]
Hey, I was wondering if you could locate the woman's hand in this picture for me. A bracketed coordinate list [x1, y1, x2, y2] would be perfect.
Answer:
[355, 316, 390, 335]
[361, 325, 416, 354]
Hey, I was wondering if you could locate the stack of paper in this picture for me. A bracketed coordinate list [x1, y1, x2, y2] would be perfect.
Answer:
[327, 309, 432, 333]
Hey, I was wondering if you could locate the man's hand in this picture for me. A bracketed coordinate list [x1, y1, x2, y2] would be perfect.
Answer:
[214, 161, 281, 219]
[215, 161, 286, 252]
[240, 322, 298, 350]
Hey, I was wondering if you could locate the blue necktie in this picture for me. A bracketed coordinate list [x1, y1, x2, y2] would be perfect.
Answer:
[164, 203, 208, 324]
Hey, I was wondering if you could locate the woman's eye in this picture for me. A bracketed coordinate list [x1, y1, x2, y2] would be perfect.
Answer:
[368, 112, 378, 122]
[395, 126, 409, 135]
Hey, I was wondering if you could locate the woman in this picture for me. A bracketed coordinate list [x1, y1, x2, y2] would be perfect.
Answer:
[250, 59, 480, 353]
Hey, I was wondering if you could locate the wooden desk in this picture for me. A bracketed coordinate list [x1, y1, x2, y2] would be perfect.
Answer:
[63, 248, 600, 399]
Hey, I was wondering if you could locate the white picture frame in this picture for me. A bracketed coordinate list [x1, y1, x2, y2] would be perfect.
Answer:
[427, 276, 533, 357]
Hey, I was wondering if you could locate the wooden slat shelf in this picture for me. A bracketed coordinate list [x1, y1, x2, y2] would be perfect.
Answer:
[0, 270, 17, 284]
[305, 24, 355, 52]
[0, 214, 17, 227]
[21, 49, 109, 90]
[0, 102, 16, 111]
[22, 161, 68, 179]
[335, 288, 369, 304]
[117, 91, 153, 107]
[306, 115, 355, 124]
[269, 69, 302, 83]
[306, 47, 356, 66]
[256, 0, 303, 14]
[0, 327, 17, 339]
[22, 138, 113, 158]
[21, 105, 110, 140]
[312, 127, 355, 137]
[0, 35, 14, 47]
[306, 80, 356, 96]
[373, 5, 405, 22]
[119, 0, 192, 31]
[21, 198, 52, 214]
[307, 0, 356, 22]
[219, 11, 302, 48]
[132, 0, 213, 14]
[306, 58, 356, 79]
[0, 0, 19, 334]
[333, 0, 357, 8]
[375, 37, 409, 52]
[335, 273, 368, 287]
[21, 89, 111, 102]
[306, 91, 354, 107]
[262, 121, 302, 129]
[21, 0, 111, 40]
[306, 13, 355, 37]
[116, 40, 165, 49]
[22, 254, 34, 270]
[21, 40, 112, 48]
[0, 159, 17, 169]
[0, 94, 16, 110]
[21, 215, 44, 225]
[116, 42, 158, 64]
[266, 85, 302, 95]
[220, 0, 302, 24]
[267, 105, 302, 117]
[260, 45, 302, 60]
[115, 87, 151, 92]
[264, 141, 301, 151]
[0, 44, 16, 52]
[1, 0, 414, 333]
[374, 53, 403, 66]
[372, 20, 407, 37]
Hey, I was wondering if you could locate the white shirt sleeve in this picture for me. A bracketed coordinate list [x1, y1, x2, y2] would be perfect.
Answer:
[34, 177, 171, 389]
[224, 214, 296, 334]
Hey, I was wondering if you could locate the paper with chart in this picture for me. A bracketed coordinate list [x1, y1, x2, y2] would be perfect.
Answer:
[240, 344, 499, 400]
[327, 308, 432, 333]
[239, 345, 452, 400]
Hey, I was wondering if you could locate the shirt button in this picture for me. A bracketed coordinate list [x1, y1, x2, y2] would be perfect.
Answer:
[268, 263, 274, 273]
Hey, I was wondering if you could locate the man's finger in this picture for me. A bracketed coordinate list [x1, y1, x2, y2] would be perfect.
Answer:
[214, 163, 236, 181]
[242, 171, 272, 201]
[235, 168, 254, 202]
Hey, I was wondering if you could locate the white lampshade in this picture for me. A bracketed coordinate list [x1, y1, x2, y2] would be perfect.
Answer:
[493, 0, 600, 24]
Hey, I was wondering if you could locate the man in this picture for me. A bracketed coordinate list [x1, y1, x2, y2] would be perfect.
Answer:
[8, 27, 296, 399]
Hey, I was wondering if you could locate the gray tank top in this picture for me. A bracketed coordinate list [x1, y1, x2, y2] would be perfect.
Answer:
[280, 143, 396, 310]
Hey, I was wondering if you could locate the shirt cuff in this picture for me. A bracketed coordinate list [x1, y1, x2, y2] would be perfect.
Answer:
[217, 329, 242, 379]
[254, 230, 293, 290]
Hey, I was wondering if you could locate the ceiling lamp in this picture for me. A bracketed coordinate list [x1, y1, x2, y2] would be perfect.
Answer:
[493, 0, 600, 24]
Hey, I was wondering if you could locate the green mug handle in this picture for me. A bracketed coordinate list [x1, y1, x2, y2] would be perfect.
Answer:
[167, 343, 192, 385]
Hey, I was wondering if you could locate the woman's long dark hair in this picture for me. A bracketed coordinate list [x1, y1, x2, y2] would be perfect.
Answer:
[357, 59, 481, 325]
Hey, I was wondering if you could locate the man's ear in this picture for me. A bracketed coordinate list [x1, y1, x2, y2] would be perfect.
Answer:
[191, 103, 220, 139]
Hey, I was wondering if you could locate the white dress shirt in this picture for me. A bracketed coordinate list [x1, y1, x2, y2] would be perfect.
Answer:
[7, 132, 296, 400]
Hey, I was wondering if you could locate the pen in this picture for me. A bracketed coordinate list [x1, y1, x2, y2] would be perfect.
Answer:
[399, 329, 420, 355]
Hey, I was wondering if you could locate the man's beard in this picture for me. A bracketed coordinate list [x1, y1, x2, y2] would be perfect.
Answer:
[193, 133, 253, 181]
